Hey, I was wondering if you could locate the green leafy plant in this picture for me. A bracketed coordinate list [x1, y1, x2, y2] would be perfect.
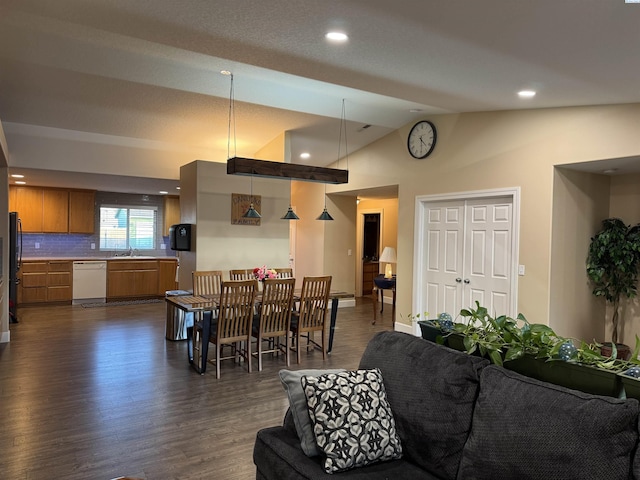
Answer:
[586, 218, 640, 345]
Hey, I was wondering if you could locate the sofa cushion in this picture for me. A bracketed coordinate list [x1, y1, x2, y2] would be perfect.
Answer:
[457, 365, 640, 480]
[358, 331, 489, 480]
[279, 368, 345, 457]
[301, 369, 402, 473]
[254, 425, 438, 480]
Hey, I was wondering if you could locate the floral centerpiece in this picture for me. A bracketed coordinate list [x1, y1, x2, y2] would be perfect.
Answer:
[253, 265, 278, 281]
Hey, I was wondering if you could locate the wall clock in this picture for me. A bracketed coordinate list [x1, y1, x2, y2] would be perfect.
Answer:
[407, 120, 437, 159]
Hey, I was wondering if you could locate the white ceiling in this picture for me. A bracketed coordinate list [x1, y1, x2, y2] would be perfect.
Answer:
[2, 0, 640, 196]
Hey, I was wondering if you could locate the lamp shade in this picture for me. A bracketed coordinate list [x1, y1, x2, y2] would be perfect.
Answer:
[379, 247, 397, 264]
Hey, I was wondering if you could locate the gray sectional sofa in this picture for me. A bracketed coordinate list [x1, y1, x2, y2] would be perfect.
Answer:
[253, 331, 640, 479]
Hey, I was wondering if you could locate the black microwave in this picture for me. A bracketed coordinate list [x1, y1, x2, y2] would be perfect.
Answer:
[169, 224, 191, 251]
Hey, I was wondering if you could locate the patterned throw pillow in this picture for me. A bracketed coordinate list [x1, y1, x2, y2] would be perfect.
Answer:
[301, 369, 402, 474]
[278, 368, 346, 457]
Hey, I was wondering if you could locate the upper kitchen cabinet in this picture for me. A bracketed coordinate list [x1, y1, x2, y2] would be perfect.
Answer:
[9, 186, 96, 233]
[69, 190, 95, 233]
[163, 195, 180, 236]
[43, 189, 69, 232]
[10, 186, 44, 232]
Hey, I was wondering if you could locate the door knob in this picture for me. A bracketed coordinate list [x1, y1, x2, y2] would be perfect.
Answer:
[464, 278, 470, 284]
[456, 278, 462, 283]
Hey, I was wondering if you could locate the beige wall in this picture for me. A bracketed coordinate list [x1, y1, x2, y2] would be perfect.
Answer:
[178, 160, 290, 290]
[608, 173, 640, 346]
[290, 182, 357, 293]
[550, 168, 610, 342]
[1, 119, 9, 342]
[327, 104, 640, 334]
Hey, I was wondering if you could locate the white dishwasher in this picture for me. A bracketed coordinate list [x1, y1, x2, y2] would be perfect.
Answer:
[73, 261, 107, 304]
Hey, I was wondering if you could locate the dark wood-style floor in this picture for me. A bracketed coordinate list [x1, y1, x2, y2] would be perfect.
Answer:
[0, 298, 395, 479]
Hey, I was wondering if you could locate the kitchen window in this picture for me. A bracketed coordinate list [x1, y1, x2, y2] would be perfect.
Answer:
[99, 206, 157, 251]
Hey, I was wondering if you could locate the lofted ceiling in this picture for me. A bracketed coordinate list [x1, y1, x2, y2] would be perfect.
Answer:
[1, 0, 640, 196]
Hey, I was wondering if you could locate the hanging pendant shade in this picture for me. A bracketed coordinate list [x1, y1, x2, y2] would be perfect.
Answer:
[243, 203, 261, 218]
[316, 207, 334, 221]
[281, 206, 300, 220]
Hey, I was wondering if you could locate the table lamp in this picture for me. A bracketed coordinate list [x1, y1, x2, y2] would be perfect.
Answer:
[379, 246, 397, 279]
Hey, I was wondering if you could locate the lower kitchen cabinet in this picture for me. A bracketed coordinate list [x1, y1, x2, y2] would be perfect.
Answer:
[158, 259, 178, 294]
[19, 260, 72, 304]
[107, 260, 159, 299]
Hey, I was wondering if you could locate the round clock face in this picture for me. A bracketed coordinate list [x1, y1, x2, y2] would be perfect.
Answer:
[407, 120, 437, 159]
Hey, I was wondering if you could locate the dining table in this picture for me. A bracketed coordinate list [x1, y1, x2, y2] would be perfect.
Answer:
[165, 290, 353, 374]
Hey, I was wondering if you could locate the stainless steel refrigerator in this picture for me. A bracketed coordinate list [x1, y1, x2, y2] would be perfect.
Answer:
[9, 212, 22, 323]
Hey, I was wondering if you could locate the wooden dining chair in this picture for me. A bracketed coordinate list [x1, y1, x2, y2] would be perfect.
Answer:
[206, 279, 257, 378]
[229, 269, 252, 280]
[290, 275, 332, 364]
[192, 270, 223, 295]
[275, 267, 293, 278]
[252, 277, 295, 371]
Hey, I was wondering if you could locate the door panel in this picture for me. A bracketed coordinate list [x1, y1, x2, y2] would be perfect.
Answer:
[423, 196, 514, 319]
[423, 202, 464, 317]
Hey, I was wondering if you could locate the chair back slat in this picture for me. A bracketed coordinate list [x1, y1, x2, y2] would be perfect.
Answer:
[259, 278, 296, 335]
[193, 270, 223, 295]
[275, 267, 293, 278]
[229, 269, 253, 280]
[297, 276, 332, 330]
[216, 279, 257, 343]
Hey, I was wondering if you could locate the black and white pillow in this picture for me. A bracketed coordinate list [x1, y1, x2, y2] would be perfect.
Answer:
[301, 369, 402, 474]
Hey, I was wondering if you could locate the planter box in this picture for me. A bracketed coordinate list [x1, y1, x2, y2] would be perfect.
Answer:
[445, 332, 467, 352]
[620, 375, 640, 401]
[505, 354, 623, 398]
[418, 320, 445, 344]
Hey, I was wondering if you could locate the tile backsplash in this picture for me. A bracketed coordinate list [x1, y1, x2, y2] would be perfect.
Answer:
[21, 191, 179, 259]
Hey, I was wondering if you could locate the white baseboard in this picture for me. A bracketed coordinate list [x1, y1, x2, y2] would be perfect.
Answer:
[394, 321, 416, 335]
[1, 330, 10, 343]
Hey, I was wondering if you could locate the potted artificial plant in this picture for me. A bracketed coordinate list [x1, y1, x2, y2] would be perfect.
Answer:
[586, 218, 640, 360]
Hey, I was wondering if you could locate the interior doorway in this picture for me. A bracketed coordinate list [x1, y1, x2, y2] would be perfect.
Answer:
[362, 213, 381, 295]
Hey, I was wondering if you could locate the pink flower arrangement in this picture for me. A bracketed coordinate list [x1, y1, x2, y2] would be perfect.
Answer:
[253, 265, 277, 281]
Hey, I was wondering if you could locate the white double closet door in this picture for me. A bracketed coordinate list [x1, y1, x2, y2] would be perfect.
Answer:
[415, 190, 519, 323]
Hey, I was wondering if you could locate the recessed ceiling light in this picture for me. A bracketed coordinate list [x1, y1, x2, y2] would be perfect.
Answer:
[409, 109, 423, 113]
[15, 180, 26, 185]
[159, 190, 169, 195]
[11, 174, 24, 178]
[220, 70, 232, 76]
[176, 186, 180, 190]
[603, 168, 618, 174]
[300, 152, 311, 159]
[325, 32, 348, 42]
[518, 90, 536, 98]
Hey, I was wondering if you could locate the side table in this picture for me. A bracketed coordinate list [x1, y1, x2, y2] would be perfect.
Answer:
[372, 274, 396, 324]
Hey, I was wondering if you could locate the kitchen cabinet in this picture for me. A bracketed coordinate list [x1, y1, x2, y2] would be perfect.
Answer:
[9, 186, 96, 233]
[43, 189, 69, 232]
[158, 259, 178, 294]
[46, 261, 73, 302]
[107, 260, 159, 299]
[163, 195, 180, 236]
[18, 260, 72, 304]
[69, 190, 96, 233]
[10, 186, 44, 232]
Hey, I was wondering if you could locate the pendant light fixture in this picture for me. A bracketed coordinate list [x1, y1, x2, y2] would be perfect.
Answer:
[243, 174, 261, 218]
[317, 99, 348, 221]
[225, 71, 261, 219]
[281, 178, 300, 220]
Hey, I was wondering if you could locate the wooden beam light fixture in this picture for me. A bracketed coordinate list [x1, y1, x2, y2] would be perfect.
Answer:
[227, 157, 349, 184]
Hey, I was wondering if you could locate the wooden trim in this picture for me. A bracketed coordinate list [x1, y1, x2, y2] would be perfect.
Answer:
[227, 157, 349, 184]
